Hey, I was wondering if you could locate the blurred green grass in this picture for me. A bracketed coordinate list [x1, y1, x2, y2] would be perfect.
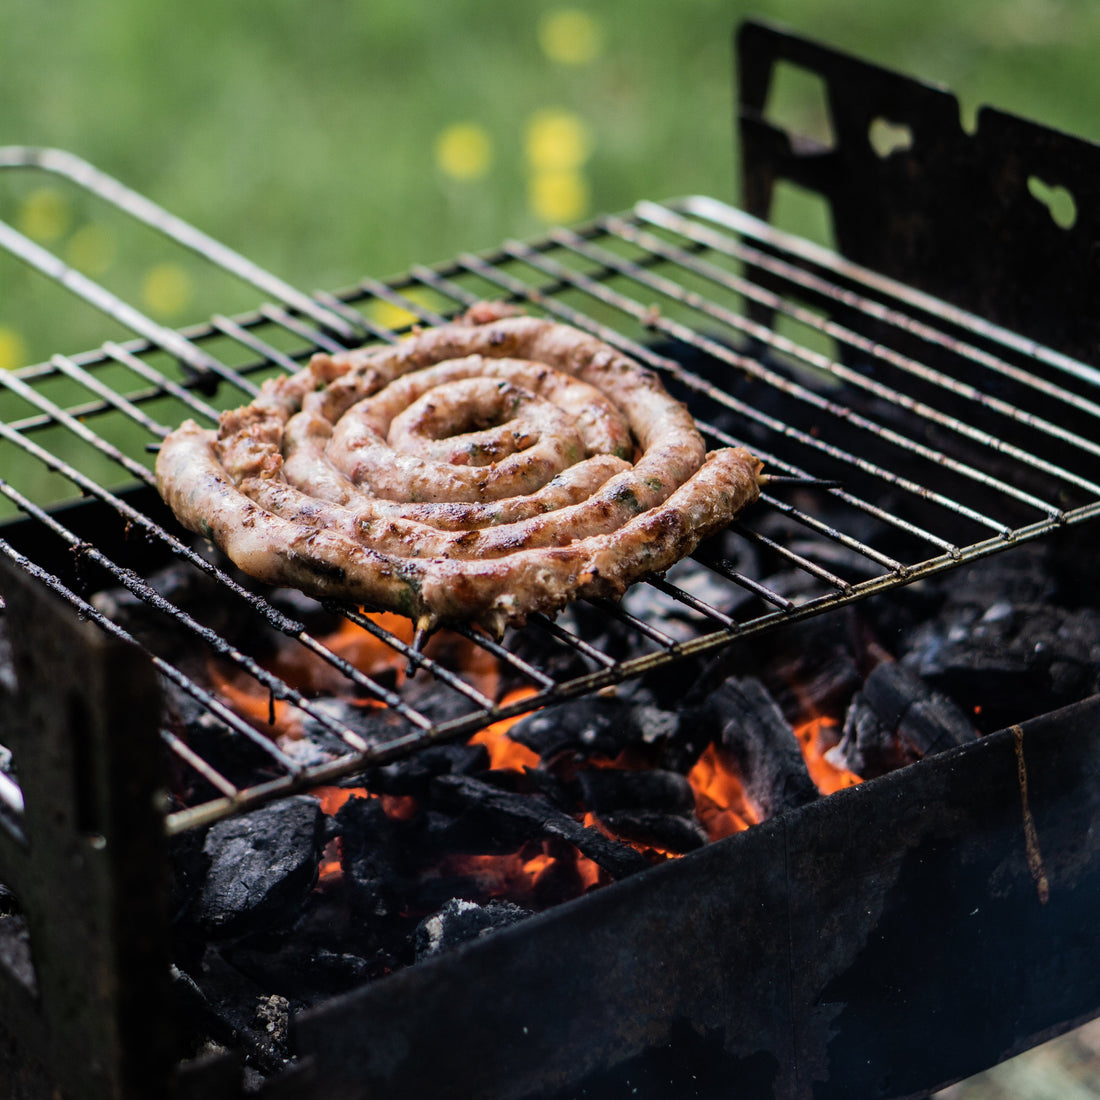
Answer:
[3, 0, 1100, 367]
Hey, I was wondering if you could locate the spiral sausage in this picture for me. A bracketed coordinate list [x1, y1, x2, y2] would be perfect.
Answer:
[156, 309, 762, 635]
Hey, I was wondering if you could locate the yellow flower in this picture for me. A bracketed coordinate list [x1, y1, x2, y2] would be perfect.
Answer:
[17, 188, 71, 243]
[141, 262, 193, 317]
[0, 327, 28, 371]
[525, 109, 592, 172]
[528, 169, 590, 224]
[66, 224, 117, 277]
[538, 9, 603, 66]
[366, 288, 436, 332]
[435, 123, 493, 181]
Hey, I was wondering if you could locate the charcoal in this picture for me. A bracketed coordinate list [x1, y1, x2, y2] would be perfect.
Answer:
[194, 796, 325, 936]
[620, 557, 759, 644]
[688, 605, 869, 724]
[431, 774, 650, 880]
[225, 939, 382, 1003]
[707, 678, 819, 820]
[0, 615, 15, 700]
[574, 768, 695, 816]
[938, 543, 1058, 607]
[363, 743, 490, 797]
[169, 820, 212, 937]
[508, 696, 678, 760]
[162, 681, 281, 792]
[336, 796, 419, 919]
[753, 611, 866, 725]
[901, 597, 1100, 730]
[173, 948, 294, 1074]
[91, 562, 259, 655]
[414, 898, 531, 962]
[785, 538, 891, 583]
[830, 662, 977, 778]
[0, 912, 35, 993]
[597, 810, 708, 854]
[0, 883, 20, 917]
[402, 674, 496, 725]
[296, 697, 414, 755]
[264, 587, 344, 634]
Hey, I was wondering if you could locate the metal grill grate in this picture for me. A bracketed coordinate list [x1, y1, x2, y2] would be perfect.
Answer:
[2, 148, 1100, 834]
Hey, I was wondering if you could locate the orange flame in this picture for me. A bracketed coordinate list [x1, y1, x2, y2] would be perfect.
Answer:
[688, 743, 758, 841]
[206, 662, 304, 738]
[438, 837, 602, 906]
[265, 612, 413, 697]
[794, 717, 861, 794]
[469, 687, 540, 771]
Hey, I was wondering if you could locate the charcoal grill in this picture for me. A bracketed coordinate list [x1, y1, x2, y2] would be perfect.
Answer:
[1, 19, 1100, 1100]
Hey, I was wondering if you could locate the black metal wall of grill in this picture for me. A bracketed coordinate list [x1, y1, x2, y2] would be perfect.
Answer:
[2, 149, 1100, 835]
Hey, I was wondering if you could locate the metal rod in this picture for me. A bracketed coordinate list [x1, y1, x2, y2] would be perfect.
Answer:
[0, 415, 425, 727]
[502, 238, 1038, 535]
[0, 145, 358, 342]
[597, 215, 1100, 484]
[671, 195, 1100, 393]
[452, 247, 971, 551]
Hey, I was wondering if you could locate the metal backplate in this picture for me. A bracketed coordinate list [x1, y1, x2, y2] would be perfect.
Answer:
[737, 19, 1100, 366]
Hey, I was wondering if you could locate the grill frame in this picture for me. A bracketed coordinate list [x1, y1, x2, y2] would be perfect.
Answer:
[0, 17, 1099, 1100]
[3, 139, 1100, 834]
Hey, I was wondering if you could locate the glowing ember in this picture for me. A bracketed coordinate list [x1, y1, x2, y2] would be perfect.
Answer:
[205, 600, 872, 925]
[206, 662, 303, 738]
[312, 785, 419, 821]
[317, 837, 343, 885]
[795, 717, 861, 795]
[469, 687, 540, 771]
[688, 743, 758, 841]
[437, 839, 602, 906]
[207, 612, 503, 739]
[266, 613, 413, 697]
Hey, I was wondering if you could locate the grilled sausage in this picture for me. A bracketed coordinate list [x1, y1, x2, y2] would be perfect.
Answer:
[156, 310, 762, 633]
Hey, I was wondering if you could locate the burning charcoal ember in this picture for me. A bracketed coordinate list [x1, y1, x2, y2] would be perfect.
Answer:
[414, 898, 531, 962]
[750, 610, 869, 723]
[705, 678, 819, 820]
[431, 774, 650, 880]
[596, 810, 708, 854]
[574, 768, 695, 816]
[507, 696, 679, 762]
[335, 797, 406, 920]
[829, 661, 977, 778]
[193, 796, 325, 936]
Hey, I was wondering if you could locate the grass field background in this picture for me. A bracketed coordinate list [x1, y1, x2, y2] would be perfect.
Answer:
[3, 0, 1100, 368]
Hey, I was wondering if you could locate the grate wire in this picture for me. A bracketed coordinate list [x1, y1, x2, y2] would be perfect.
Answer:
[2, 150, 1100, 830]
